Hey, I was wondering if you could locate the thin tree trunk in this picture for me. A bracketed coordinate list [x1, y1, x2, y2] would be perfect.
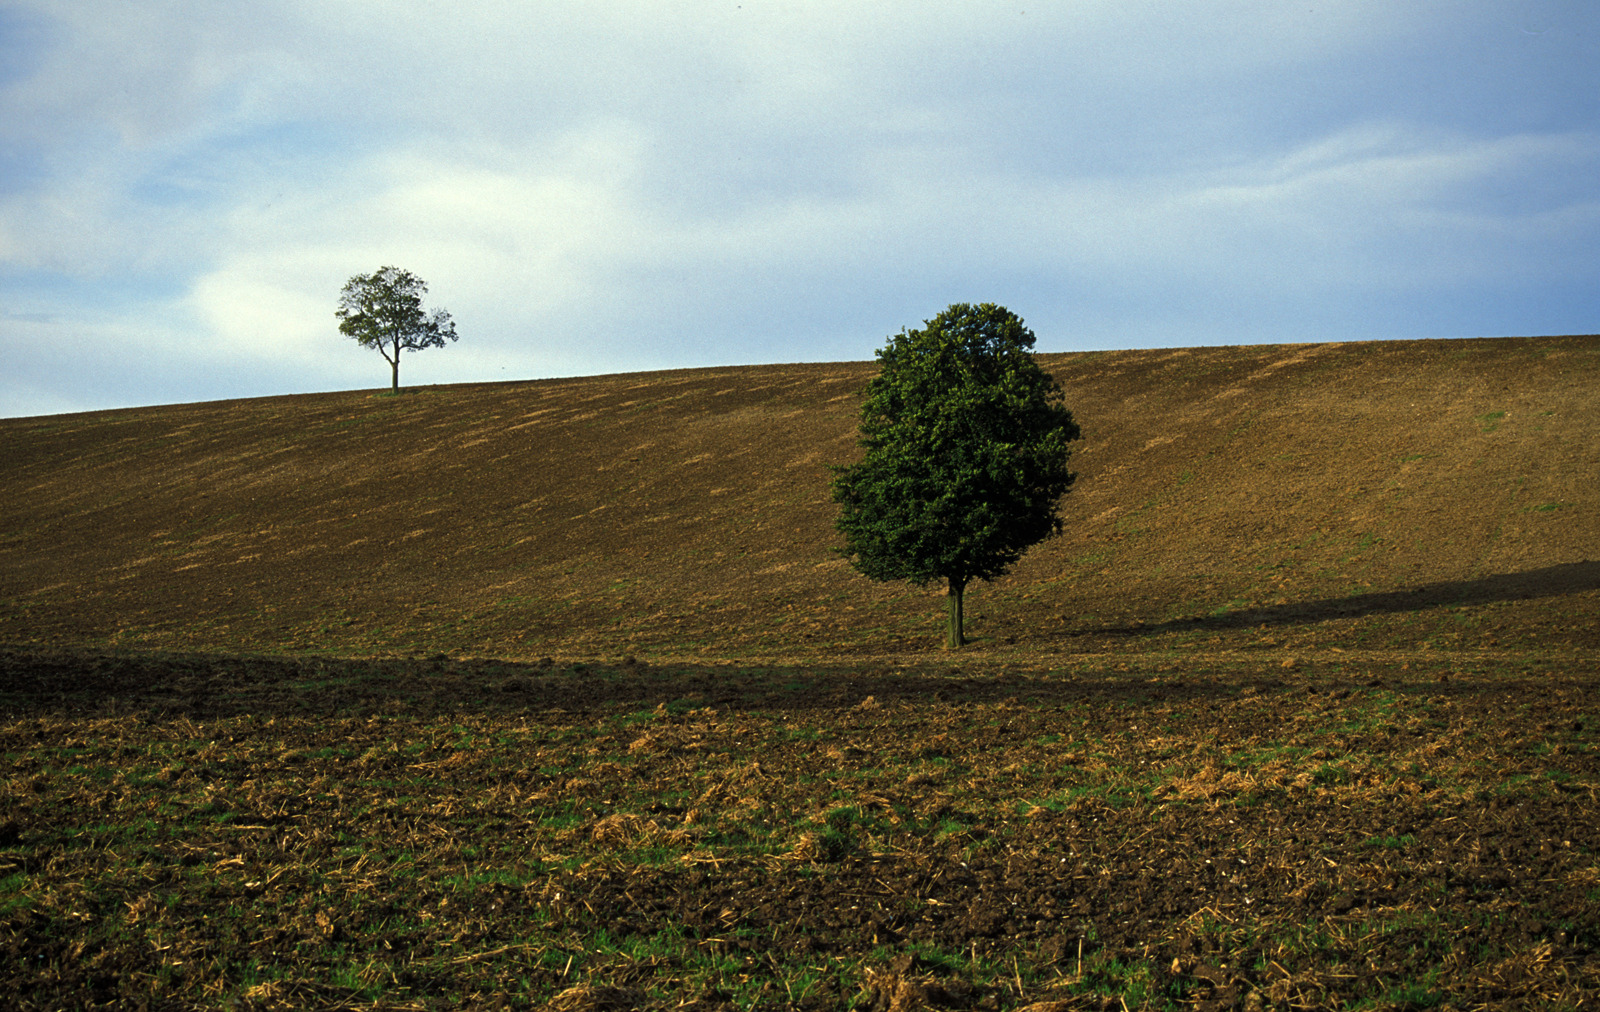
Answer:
[947, 578, 966, 649]
[391, 340, 401, 392]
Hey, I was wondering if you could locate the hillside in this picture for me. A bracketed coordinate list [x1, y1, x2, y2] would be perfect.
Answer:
[2, 335, 1597, 662]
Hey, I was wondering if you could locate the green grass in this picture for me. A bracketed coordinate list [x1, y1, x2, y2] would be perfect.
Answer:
[1473, 410, 1507, 432]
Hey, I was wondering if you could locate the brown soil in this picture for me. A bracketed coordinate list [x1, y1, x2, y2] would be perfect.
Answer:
[1, 647, 1596, 1010]
[2, 335, 1596, 660]
[1, 335, 1598, 1009]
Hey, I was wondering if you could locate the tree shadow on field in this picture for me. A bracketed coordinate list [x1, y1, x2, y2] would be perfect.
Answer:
[0, 642, 1415, 722]
[1093, 559, 1600, 639]
[3, 562, 1594, 722]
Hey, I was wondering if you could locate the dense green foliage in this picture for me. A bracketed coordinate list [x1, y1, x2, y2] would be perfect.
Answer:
[336, 266, 458, 392]
[832, 303, 1080, 647]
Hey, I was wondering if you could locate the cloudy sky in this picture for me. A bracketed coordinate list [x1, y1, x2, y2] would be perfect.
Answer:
[1, 1, 1596, 417]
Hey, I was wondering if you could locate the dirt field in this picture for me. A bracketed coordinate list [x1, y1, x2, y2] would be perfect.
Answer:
[1, 336, 1597, 1009]
[2, 647, 1596, 1010]
[2, 336, 1596, 661]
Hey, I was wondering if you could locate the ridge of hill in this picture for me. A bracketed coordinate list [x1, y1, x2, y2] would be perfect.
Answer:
[1, 335, 1596, 662]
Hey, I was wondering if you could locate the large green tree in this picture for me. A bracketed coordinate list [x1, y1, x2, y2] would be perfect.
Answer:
[832, 303, 1080, 648]
[336, 266, 458, 393]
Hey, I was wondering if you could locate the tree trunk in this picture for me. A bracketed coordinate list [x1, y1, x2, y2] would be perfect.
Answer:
[947, 578, 966, 649]
[390, 346, 400, 393]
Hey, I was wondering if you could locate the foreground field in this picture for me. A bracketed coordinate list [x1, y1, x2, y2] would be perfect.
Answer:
[3, 647, 1596, 1010]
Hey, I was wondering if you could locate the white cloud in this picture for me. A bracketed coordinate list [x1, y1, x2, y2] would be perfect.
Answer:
[135, 117, 1600, 391]
[188, 262, 330, 363]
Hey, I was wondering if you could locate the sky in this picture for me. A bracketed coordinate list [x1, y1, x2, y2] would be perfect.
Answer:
[1, 1, 1596, 418]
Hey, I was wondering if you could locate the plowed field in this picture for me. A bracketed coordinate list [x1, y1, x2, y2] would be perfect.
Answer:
[2, 335, 1598, 1009]
[2, 649, 1596, 1010]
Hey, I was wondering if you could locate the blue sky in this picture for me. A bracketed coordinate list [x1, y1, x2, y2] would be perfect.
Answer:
[1, 1, 1596, 417]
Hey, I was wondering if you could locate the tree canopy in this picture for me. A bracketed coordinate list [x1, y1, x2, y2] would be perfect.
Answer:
[336, 267, 458, 392]
[831, 303, 1080, 648]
